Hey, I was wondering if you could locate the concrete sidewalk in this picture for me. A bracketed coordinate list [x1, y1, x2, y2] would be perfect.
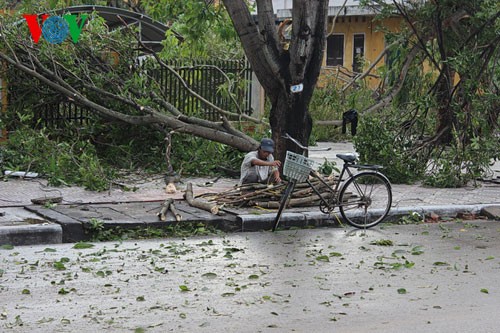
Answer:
[1, 142, 499, 245]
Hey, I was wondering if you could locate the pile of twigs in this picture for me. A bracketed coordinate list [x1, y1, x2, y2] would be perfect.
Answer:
[198, 175, 338, 209]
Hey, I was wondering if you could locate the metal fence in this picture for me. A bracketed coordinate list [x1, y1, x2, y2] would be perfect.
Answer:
[149, 59, 253, 121]
[32, 59, 253, 127]
[36, 101, 92, 128]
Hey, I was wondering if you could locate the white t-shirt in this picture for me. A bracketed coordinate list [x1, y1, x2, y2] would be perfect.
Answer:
[239, 151, 274, 184]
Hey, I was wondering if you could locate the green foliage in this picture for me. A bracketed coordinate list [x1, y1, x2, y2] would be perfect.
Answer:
[308, 85, 344, 142]
[423, 132, 499, 187]
[86, 221, 221, 242]
[169, 134, 244, 176]
[1, 122, 244, 188]
[317, 158, 339, 176]
[142, 0, 243, 60]
[92, 122, 244, 176]
[2, 127, 112, 191]
[0, 1, 249, 186]
[309, 75, 375, 142]
[397, 212, 423, 225]
[354, 0, 500, 187]
[354, 114, 424, 184]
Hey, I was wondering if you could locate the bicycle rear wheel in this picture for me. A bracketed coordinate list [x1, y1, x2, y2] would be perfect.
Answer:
[272, 180, 296, 231]
[339, 172, 392, 228]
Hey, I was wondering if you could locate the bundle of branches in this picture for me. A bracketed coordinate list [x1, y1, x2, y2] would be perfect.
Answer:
[198, 175, 338, 210]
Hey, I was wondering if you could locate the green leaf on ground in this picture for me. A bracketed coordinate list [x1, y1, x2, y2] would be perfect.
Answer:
[53, 262, 66, 270]
[58, 288, 69, 295]
[433, 262, 449, 266]
[201, 272, 217, 279]
[370, 239, 393, 246]
[179, 285, 190, 292]
[316, 255, 330, 262]
[73, 242, 95, 249]
[397, 288, 407, 294]
[411, 246, 424, 255]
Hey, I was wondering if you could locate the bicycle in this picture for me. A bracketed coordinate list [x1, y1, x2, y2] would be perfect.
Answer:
[272, 133, 392, 231]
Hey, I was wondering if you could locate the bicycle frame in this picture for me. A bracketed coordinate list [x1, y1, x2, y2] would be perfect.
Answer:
[305, 162, 384, 211]
[305, 163, 350, 208]
[272, 133, 392, 231]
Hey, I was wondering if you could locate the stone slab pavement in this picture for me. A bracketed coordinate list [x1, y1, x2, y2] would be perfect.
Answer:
[1, 142, 499, 245]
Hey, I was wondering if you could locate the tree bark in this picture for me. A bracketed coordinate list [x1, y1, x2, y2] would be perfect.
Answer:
[222, 0, 328, 163]
[184, 182, 220, 215]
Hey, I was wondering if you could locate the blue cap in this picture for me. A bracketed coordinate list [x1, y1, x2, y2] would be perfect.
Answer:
[260, 138, 274, 153]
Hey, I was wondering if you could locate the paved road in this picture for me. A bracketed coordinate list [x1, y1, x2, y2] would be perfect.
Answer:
[1, 220, 499, 332]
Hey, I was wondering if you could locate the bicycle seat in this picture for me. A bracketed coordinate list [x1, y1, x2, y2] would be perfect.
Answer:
[336, 153, 357, 163]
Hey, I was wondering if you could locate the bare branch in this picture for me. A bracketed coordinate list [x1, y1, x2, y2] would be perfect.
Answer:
[327, 0, 348, 37]
[362, 44, 421, 114]
[115, 14, 266, 125]
[342, 38, 402, 92]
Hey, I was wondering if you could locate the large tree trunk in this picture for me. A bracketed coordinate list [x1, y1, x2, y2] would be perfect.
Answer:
[223, 0, 328, 163]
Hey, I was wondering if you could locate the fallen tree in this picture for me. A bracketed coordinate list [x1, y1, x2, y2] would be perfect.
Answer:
[0, 12, 259, 152]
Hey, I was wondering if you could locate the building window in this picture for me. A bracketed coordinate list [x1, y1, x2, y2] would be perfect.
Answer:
[326, 34, 344, 67]
[353, 33, 365, 73]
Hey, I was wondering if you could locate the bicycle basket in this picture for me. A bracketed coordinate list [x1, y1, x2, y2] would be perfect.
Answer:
[283, 151, 315, 182]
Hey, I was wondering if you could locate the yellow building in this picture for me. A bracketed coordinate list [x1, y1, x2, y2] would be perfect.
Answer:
[324, 15, 401, 89]
[276, 3, 403, 89]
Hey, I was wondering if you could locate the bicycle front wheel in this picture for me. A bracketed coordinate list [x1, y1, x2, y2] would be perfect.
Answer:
[339, 172, 392, 229]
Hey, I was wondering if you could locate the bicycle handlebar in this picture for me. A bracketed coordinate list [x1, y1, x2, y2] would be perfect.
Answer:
[283, 133, 332, 152]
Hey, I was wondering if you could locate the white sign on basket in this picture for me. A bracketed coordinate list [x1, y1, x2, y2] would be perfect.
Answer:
[290, 83, 303, 93]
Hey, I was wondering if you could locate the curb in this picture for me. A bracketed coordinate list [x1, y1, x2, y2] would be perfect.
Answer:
[1, 204, 498, 246]
[384, 204, 497, 222]
[238, 204, 499, 231]
[0, 223, 62, 246]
